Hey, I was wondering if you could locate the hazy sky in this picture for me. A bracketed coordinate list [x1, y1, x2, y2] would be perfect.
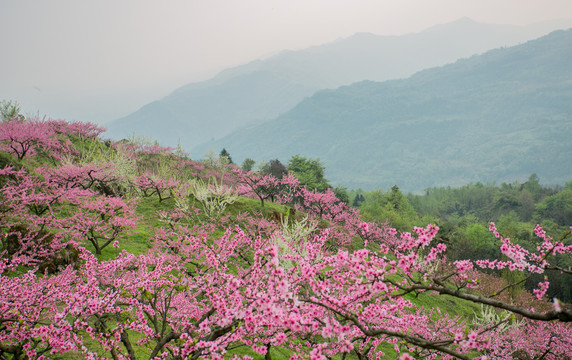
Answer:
[1, 0, 572, 124]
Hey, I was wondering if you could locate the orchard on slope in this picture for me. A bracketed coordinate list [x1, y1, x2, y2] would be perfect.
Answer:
[0, 114, 571, 360]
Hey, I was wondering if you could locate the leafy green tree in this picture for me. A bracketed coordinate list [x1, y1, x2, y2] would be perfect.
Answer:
[288, 155, 329, 192]
[492, 191, 522, 217]
[535, 189, 572, 226]
[360, 187, 419, 232]
[462, 223, 500, 260]
[566, 178, 572, 191]
[522, 173, 542, 200]
[241, 158, 255, 171]
[333, 186, 349, 204]
[515, 190, 535, 221]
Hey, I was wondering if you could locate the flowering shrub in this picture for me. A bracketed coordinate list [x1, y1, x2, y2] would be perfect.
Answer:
[0, 119, 62, 160]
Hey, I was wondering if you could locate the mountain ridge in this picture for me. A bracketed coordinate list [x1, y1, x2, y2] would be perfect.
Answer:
[104, 18, 572, 152]
[198, 28, 572, 192]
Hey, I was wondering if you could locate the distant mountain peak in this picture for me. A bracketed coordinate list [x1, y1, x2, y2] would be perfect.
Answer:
[423, 17, 484, 32]
[106, 18, 572, 169]
[347, 32, 378, 39]
[455, 16, 478, 23]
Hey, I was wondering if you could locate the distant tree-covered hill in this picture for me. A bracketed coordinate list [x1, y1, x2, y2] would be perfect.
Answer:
[200, 29, 572, 192]
[104, 18, 572, 152]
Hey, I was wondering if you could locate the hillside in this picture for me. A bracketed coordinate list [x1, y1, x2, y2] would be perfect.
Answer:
[202, 29, 572, 192]
[1, 116, 571, 359]
[104, 18, 572, 152]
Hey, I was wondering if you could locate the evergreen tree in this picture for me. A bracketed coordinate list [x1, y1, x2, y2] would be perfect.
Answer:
[352, 193, 365, 207]
[389, 185, 403, 210]
[219, 148, 233, 164]
[0, 100, 24, 122]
